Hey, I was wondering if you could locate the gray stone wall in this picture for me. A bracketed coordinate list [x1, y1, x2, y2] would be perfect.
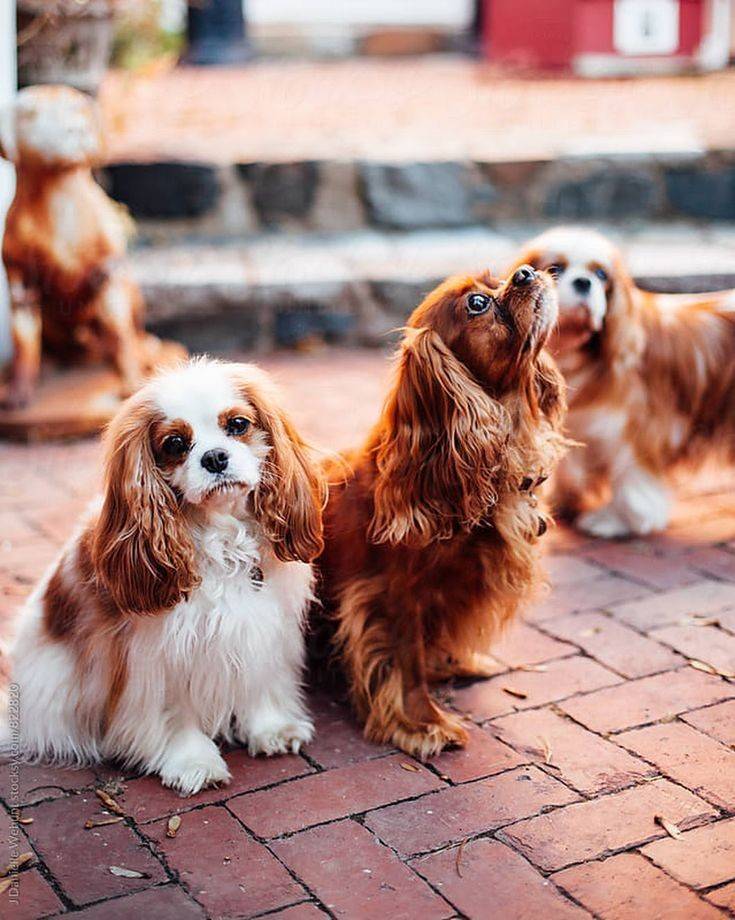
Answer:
[102, 152, 735, 243]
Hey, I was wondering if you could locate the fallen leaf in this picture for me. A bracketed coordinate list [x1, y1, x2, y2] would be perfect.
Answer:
[689, 659, 718, 675]
[516, 664, 547, 673]
[166, 815, 182, 838]
[502, 687, 528, 700]
[580, 628, 601, 637]
[680, 616, 720, 628]
[689, 659, 735, 680]
[455, 837, 470, 878]
[399, 761, 420, 773]
[0, 853, 34, 877]
[17, 817, 33, 826]
[654, 815, 682, 839]
[85, 817, 124, 829]
[108, 866, 150, 879]
[539, 736, 553, 765]
[0, 877, 12, 895]
[95, 788, 125, 816]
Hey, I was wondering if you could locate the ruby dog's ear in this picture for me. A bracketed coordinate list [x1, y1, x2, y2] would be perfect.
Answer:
[370, 327, 511, 547]
[603, 252, 645, 374]
[528, 348, 567, 429]
[91, 394, 199, 614]
[241, 373, 326, 563]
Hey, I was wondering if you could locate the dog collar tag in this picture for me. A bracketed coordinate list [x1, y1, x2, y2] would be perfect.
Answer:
[250, 565, 264, 589]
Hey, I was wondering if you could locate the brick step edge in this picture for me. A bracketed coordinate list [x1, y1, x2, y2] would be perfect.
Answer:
[102, 151, 735, 242]
[132, 228, 735, 353]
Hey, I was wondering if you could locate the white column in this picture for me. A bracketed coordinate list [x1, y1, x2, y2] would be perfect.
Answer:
[0, 0, 16, 361]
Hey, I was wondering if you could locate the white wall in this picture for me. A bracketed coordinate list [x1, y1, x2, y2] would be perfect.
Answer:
[0, 0, 15, 361]
[247, 0, 474, 28]
[159, 0, 473, 30]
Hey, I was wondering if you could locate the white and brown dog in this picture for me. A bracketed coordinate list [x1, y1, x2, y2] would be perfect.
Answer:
[0, 85, 163, 407]
[514, 227, 735, 537]
[4, 359, 325, 795]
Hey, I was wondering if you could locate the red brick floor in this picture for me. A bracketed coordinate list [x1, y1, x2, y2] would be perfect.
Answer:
[99, 61, 735, 164]
[2, 348, 735, 919]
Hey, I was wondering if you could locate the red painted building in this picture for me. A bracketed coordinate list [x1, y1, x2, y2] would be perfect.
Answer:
[483, 0, 731, 74]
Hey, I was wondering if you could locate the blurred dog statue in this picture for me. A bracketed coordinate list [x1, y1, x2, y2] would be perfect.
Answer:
[0, 85, 172, 409]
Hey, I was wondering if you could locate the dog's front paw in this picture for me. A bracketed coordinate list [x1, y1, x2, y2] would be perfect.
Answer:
[159, 733, 231, 797]
[389, 710, 469, 762]
[577, 506, 632, 539]
[247, 716, 314, 757]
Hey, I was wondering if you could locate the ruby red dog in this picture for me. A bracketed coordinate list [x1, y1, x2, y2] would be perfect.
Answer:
[317, 266, 567, 758]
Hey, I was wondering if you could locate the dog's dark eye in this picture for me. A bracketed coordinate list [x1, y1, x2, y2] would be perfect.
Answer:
[467, 293, 492, 316]
[162, 434, 188, 458]
[226, 416, 250, 436]
[547, 263, 565, 278]
[595, 267, 608, 282]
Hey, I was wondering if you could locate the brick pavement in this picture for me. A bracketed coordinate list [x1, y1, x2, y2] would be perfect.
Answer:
[2, 348, 735, 918]
[99, 62, 735, 164]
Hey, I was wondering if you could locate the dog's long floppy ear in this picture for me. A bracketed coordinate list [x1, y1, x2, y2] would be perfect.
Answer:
[529, 349, 567, 429]
[91, 394, 199, 615]
[244, 376, 326, 563]
[602, 253, 646, 374]
[370, 327, 512, 547]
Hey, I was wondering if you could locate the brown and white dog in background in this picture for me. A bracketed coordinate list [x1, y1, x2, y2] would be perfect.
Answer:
[514, 226, 735, 538]
[317, 266, 567, 759]
[0, 85, 162, 407]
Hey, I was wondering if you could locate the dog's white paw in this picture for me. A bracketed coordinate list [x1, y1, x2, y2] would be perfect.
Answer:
[247, 716, 314, 757]
[159, 733, 231, 797]
[577, 506, 632, 539]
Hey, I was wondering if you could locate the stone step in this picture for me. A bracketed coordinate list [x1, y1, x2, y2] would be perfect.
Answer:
[98, 63, 735, 235]
[132, 223, 735, 353]
[105, 150, 735, 242]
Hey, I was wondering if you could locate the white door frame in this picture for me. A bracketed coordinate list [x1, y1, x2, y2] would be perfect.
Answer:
[0, 0, 15, 361]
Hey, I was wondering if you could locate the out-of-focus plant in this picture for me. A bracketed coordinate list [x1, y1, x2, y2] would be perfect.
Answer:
[111, 0, 184, 72]
[17, 0, 138, 93]
[17, 0, 132, 45]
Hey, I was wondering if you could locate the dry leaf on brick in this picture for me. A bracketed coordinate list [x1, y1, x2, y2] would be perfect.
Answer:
[502, 686, 528, 700]
[455, 837, 470, 878]
[85, 817, 124, 830]
[681, 616, 720, 628]
[688, 659, 735, 680]
[95, 788, 125, 816]
[399, 761, 420, 773]
[0, 853, 34, 878]
[17, 817, 33, 825]
[0, 878, 12, 895]
[539, 736, 553, 765]
[654, 815, 682, 839]
[109, 866, 150, 879]
[166, 815, 182, 838]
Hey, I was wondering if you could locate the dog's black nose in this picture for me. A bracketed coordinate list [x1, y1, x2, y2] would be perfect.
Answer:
[201, 448, 229, 474]
[512, 265, 536, 286]
[573, 277, 591, 294]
